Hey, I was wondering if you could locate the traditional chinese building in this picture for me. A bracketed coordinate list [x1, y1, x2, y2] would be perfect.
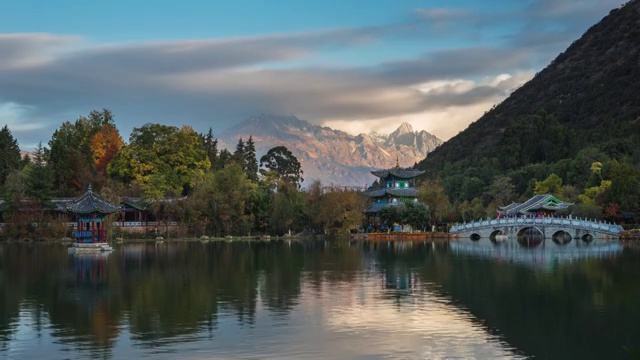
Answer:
[497, 194, 573, 218]
[66, 185, 119, 245]
[364, 164, 425, 229]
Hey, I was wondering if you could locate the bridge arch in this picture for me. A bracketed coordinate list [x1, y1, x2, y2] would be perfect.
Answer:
[470, 233, 481, 241]
[489, 230, 507, 245]
[516, 227, 544, 248]
[552, 230, 572, 245]
[581, 233, 594, 243]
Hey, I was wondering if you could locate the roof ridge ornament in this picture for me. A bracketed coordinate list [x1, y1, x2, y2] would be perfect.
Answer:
[88, 183, 92, 192]
[396, 156, 400, 168]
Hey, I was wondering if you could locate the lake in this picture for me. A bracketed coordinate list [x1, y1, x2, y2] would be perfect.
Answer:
[0, 239, 639, 359]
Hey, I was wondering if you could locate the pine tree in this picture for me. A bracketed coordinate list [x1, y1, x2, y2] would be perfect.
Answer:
[233, 138, 245, 165]
[202, 128, 219, 169]
[244, 136, 259, 182]
[25, 142, 54, 206]
[0, 125, 21, 186]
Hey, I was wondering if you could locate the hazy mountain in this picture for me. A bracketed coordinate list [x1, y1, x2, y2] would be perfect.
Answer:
[417, 1, 640, 176]
[219, 115, 442, 186]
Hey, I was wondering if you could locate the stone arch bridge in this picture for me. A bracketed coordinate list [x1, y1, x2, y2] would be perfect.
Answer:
[450, 216, 623, 246]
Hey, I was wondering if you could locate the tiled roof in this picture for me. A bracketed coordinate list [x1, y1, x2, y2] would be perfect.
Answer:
[498, 194, 573, 216]
[366, 188, 388, 197]
[366, 188, 419, 198]
[65, 185, 119, 214]
[121, 197, 148, 210]
[371, 168, 425, 179]
[386, 188, 419, 197]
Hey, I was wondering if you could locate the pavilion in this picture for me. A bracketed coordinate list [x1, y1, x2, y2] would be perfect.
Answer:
[498, 194, 573, 218]
[364, 162, 425, 230]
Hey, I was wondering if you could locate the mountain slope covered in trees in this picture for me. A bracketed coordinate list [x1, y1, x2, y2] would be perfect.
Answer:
[416, 1, 640, 214]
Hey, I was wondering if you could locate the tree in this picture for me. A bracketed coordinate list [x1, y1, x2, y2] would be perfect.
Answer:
[201, 128, 219, 170]
[233, 138, 245, 165]
[0, 125, 21, 186]
[378, 206, 401, 233]
[269, 181, 304, 236]
[48, 110, 116, 195]
[487, 176, 515, 206]
[90, 123, 124, 174]
[401, 202, 430, 232]
[419, 180, 452, 225]
[209, 163, 257, 236]
[108, 124, 210, 199]
[316, 186, 365, 235]
[244, 136, 259, 183]
[259, 146, 303, 188]
[534, 174, 563, 196]
[2, 169, 27, 215]
[469, 197, 485, 220]
[25, 142, 54, 206]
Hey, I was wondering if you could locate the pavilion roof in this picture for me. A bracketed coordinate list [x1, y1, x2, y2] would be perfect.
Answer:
[366, 188, 419, 198]
[65, 185, 119, 214]
[371, 168, 425, 180]
[498, 194, 573, 216]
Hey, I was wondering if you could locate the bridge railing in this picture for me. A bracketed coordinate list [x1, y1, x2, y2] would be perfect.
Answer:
[450, 216, 623, 235]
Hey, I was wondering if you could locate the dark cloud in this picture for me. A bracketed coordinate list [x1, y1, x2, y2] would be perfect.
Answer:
[0, 1, 620, 148]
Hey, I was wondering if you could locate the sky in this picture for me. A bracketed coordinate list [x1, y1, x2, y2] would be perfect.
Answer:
[0, 0, 621, 149]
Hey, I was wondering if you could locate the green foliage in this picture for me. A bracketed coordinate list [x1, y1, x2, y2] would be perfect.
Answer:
[48, 109, 116, 195]
[25, 142, 54, 206]
[378, 206, 401, 232]
[419, 180, 451, 224]
[401, 202, 430, 232]
[201, 128, 219, 170]
[259, 146, 303, 188]
[533, 174, 563, 196]
[487, 176, 515, 206]
[211, 163, 257, 236]
[0, 125, 21, 186]
[315, 186, 365, 235]
[108, 124, 210, 199]
[269, 181, 304, 236]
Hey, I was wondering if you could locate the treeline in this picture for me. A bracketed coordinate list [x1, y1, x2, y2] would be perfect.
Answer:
[0, 110, 365, 238]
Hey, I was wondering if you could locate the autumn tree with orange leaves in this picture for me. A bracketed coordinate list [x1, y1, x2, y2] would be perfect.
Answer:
[91, 124, 124, 174]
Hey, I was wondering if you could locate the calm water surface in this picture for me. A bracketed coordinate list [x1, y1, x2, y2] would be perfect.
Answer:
[0, 240, 639, 359]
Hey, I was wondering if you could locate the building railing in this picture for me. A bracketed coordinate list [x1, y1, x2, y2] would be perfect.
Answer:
[449, 216, 624, 235]
[111, 221, 177, 227]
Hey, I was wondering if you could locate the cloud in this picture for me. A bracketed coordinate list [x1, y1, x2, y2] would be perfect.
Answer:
[0, 1, 619, 149]
[322, 71, 534, 140]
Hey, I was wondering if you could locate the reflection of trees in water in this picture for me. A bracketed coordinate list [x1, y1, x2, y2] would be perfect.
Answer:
[0, 239, 364, 352]
[413, 246, 640, 360]
[3, 240, 638, 359]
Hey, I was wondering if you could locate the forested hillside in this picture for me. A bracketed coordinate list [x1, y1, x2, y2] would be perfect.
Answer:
[416, 0, 640, 217]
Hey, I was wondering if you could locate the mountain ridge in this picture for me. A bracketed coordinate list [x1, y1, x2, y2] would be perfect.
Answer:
[219, 115, 442, 186]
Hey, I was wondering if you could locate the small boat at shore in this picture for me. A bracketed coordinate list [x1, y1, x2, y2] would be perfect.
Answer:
[68, 242, 113, 253]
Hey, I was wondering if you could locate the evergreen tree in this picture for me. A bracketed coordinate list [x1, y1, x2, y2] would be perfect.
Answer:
[25, 142, 54, 206]
[243, 136, 259, 183]
[0, 125, 21, 186]
[218, 149, 232, 168]
[233, 138, 245, 165]
[202, 128, 219, 170]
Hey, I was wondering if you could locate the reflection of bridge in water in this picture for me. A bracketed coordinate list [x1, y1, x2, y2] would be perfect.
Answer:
[450, 216, 623, 246]
[450, 241, 623, 269]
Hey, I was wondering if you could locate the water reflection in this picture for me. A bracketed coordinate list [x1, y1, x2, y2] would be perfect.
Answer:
[451, 240, 623, 270]
[0, 240, 638, 359]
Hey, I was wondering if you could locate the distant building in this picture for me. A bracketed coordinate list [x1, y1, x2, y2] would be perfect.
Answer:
[364, 163, 425, 229]
[498, 194, 573, 217]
